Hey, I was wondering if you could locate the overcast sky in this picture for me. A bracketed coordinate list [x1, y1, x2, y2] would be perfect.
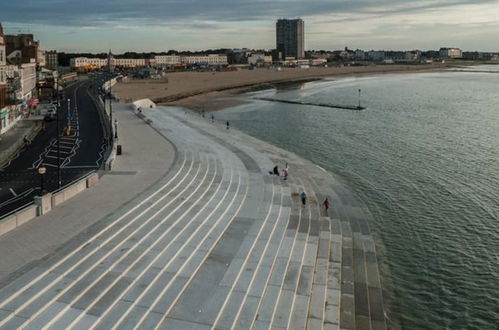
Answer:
[1, 0, 498, 53]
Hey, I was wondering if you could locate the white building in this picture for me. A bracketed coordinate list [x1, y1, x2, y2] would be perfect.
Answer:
[154, 55, 181, 66]
[247, 54, 272, 65]
[113, 58, 146, 68]
[20, 62, 36, 101]
[439, 47, 462, 59]
[181, 54, 228, 65]
[70, 57, 107, 68]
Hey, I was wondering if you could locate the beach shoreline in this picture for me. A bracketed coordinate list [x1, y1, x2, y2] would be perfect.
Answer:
[113, 62, 469, 111]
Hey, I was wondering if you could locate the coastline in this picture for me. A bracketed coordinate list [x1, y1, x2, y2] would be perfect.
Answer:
[113, 63, 463, 112]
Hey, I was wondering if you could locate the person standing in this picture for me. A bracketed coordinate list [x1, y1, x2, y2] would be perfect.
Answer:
[273, 165, 279, 175]
[300, 191, 307, 206]
[323, 198, 330, 215]
[226, 121, 230, 130]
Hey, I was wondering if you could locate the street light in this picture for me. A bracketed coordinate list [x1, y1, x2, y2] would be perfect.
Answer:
[109, 79, 113, 144]
[38, 167, 46, 196]
[56, 88, 61, 188]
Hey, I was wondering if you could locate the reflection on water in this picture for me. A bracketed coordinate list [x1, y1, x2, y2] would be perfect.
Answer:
[217, 68, 499, 329]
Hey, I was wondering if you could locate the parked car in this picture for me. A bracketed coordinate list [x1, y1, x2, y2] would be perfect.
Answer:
[44, 108, 57, 121]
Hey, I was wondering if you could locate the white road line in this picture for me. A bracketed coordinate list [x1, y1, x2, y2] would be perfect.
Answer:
[0, 152, 190, 327]
[41, 163, 58, 168]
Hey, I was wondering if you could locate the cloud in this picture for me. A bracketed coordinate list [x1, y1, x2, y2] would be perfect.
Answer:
[2, 0, 498, 52]
[1, 0, 496, 27]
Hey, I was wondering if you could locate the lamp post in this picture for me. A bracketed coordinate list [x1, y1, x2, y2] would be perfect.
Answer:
[358, 89, 362, 109]
[109, 79, 113, 144]
[67, 98, 71, 136]
[57, 83, 61, 188]
[38, 167, 46, 196]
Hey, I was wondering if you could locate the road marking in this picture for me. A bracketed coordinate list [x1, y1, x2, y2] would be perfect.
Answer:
[9, 188, 17, 197]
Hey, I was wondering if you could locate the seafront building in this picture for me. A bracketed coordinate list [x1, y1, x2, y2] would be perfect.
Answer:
[71, 54, 228, 70]
[439, 47, 462, 59]
[0, 23, 44, 134]
[276, 18, 305, 60]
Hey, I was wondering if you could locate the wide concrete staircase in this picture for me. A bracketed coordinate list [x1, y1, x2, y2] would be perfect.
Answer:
[0, 107, 387, 330]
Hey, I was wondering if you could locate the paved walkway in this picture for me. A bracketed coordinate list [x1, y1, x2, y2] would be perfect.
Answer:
[0, 104, 387, 329]
[0, 118, 42, 169]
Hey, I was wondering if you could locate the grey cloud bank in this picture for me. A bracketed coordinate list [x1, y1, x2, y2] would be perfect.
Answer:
[1, 0, 498, 51]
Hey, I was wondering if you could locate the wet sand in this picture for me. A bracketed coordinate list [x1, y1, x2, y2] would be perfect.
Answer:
[113, 64, 455, 111]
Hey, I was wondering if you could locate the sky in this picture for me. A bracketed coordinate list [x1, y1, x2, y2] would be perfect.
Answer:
[1, 0, 499, 53]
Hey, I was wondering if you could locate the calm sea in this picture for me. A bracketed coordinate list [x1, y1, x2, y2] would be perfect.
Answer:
[216, 65, 499, 329]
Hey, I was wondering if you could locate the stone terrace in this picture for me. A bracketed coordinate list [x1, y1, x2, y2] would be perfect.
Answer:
[0, 105, 387, 329]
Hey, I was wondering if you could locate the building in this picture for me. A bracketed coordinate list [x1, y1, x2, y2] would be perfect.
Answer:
[154, 55, 181, 66]
[37, 49, 46, 67]
[247, 53, 273, 66]
[405, 50, 421, 62]
[0, 24, 5, 68]
[0, 23, 6, 112]
[439, 47, 462, 59]
[366, 50, 385, 62]
[45, 50, 58, 70]
[20, 62, 36, 102]
[4, 33, 39, 65]
[354, 49, 366, 61]
[181, 54, 228, 65]
[70, 57, 107, 69]
[276, 18, 305, 60]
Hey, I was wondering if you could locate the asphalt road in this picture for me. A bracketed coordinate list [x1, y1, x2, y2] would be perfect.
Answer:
[0, 76, 110, 216]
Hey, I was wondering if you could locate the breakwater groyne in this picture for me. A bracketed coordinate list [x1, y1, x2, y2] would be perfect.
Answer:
[256, 97, 366, 110]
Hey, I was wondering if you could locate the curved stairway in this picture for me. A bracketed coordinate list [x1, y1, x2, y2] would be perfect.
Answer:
[0, 106, 387, 330]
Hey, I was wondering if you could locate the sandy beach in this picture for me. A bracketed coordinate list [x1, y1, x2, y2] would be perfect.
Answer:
[113, 63, 456, 111]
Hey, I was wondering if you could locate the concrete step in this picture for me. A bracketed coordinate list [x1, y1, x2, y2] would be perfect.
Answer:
[0, 154, 214, 329]
[196, 174, 273, 329]
[0, 151, 195, 325]
[271, 182, 309, 329]
[216, 178, 286, 329]
[114, 168, 248, 328]
[48, 157, 223, 328]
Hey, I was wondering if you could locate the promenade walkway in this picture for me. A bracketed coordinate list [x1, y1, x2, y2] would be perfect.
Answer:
[0, 104, 387, 329]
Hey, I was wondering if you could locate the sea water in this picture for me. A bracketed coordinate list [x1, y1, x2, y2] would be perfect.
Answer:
[216, 66, 499, 329]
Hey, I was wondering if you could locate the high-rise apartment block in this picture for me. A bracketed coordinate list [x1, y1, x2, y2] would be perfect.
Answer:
[276, 18, 305, 60]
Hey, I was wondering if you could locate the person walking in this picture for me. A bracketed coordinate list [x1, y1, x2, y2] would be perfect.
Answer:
[211, 114, 215, 123]
[300, 191, 307, 206]
[273, 165, 279, 175]
[323, 198, 330, 215]
[226, 121, 230, 130]
[282, 167, 288, 180]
